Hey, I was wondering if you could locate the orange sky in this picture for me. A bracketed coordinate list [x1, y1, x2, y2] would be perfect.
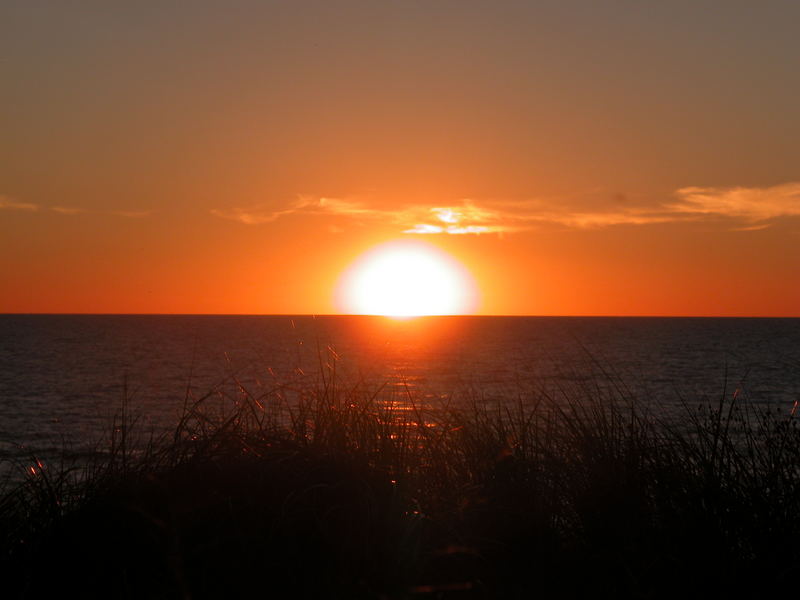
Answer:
[2, 2, 799, 316]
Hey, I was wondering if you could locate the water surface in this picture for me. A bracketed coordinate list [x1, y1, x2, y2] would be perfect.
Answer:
[1, 315, 798, 466]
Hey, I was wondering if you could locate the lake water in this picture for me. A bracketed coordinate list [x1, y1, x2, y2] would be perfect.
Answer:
[1, 315, 799, 470]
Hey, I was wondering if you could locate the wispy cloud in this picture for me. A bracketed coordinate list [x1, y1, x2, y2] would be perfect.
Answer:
[0, 196, 38, 211]
[210, 197, 318, 224]
[404, 223, 496, 234]
[670, 183, 800, 222]
[731, 223, 772, 232]
[403, 205, 504, 234]
[402, 200, 678, 233]
[1, 195, 153, 219]
[211, 197, 510, 234]
[211, 182, 800, 235]
[51, 206, 87, 215]
[211, 195, 675, 234]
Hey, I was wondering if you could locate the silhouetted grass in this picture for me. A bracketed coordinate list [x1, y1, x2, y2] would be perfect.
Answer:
[1, 364, 799, 598]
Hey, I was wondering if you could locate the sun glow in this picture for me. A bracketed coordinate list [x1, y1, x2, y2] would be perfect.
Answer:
[336, 240, 479, 317]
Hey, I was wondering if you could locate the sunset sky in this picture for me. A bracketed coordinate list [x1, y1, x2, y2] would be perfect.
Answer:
[2, 1, 799, 316]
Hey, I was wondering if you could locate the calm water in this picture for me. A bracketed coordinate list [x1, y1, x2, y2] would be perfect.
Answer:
[1, 315, 799, 468]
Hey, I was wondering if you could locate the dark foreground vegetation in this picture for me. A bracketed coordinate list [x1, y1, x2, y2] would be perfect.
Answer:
[2, 371, 799, 599]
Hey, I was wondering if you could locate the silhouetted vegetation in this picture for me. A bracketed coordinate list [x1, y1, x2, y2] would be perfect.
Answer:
[2, 366, 799, 598]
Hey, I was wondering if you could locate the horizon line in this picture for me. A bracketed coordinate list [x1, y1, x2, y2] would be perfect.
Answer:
[1, 312, 798, 319]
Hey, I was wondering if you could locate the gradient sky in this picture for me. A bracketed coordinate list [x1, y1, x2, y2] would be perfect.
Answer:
[2, 1, 799, 315]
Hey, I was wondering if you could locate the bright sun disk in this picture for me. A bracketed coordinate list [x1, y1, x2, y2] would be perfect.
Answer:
[336, 240, 479, 317]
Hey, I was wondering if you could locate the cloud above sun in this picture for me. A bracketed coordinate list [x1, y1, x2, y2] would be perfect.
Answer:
[211, 198, 511, 233]
[210, 181, 800, 234]
[403, 206, 500, 234]
[209, 195, 669, 233]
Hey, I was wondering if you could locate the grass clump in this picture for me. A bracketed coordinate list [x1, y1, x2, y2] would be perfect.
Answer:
[1, 366, 799, 599]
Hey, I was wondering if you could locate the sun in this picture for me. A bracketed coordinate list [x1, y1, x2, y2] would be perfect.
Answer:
[335, 240, 479, 317]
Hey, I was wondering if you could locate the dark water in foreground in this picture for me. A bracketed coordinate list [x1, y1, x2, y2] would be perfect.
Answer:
[1, 315, 799, 466]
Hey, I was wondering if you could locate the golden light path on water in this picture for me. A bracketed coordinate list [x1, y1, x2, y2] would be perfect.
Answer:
[335, 240, 480, 317]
